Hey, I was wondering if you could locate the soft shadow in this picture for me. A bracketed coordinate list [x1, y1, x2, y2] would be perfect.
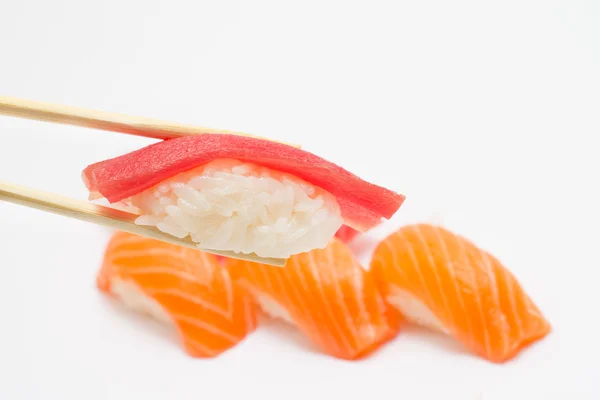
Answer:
[258, 315, 322, 356]
[402, 324, 473, 357]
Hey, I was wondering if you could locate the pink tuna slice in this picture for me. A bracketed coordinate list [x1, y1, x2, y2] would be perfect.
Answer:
[335, 225, 362, 243]
[82, 134, 405, 231]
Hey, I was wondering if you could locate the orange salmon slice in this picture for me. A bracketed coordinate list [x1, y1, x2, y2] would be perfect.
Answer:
[225, 238, 401, 360]
[370, 223, 551, 363]
[98, 231, 256, 357]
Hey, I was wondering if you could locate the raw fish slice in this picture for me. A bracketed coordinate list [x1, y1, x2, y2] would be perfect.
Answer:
[82, 134, 405, 231]
[225, 238, 401, 360]
[98, 231, 256, 357]
[334, 225, 361, 243]
[370, 223, 551, 363]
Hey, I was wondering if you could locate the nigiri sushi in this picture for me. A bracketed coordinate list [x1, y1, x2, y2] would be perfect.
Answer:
[83, 134, 405, 259]
[98, 231, 256, 357]
[370, 223, 551, 363]
[224, 238, 401, 360]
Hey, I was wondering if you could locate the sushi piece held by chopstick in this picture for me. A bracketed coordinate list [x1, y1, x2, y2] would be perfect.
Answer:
[370, 223, 551, 363]
[83, 134, 405, 260]
[98, 231, 257, 357]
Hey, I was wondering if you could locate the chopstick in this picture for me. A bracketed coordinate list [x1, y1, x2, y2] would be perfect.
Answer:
[0, 96, 299, 146]
[0, 96, 297, 264]
[0, 181, 285, 267]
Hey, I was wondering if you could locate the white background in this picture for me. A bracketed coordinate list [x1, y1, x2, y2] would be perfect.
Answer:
[1, 1, 598, 399]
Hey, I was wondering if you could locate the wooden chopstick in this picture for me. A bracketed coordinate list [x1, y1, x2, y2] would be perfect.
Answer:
[0, 96, 299, 147]
[0, 181, 285, 267]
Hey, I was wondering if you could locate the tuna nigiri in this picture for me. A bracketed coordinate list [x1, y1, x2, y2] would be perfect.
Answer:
[370, 223, 551, 363]
[98, 231, 256, 357]
[83, 134, 405, 259]
[224, 238, 401, 360]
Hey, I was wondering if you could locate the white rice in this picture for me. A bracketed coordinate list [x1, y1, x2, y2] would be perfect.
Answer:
[127, 159, 344, 259]
[110, 278, 173, 325]
[386, 286, 449, 334]
[255, 293, 294, 324]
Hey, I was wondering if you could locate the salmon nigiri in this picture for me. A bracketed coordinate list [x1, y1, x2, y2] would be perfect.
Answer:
[370, 223, 551, 363]
[98, 231, 256, 357]
[224, 238, 401, 360]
